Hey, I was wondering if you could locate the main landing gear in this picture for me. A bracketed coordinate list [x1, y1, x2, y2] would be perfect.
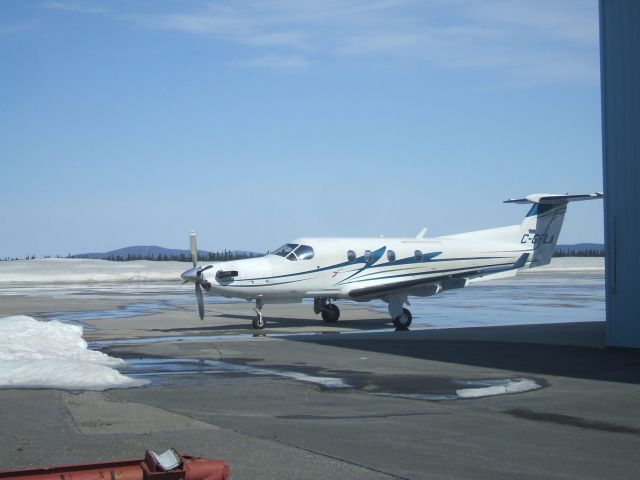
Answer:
[392, 308, 412, 330]
[388, 293, 412, 330]
[314, 298, 340, 323]
[252, 298, 266, 330]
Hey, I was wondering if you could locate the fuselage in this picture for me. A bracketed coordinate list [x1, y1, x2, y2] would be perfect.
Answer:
[196, 236, 527, 303]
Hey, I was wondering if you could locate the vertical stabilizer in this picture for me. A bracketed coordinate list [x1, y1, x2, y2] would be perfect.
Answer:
[504, 192, 603, 268]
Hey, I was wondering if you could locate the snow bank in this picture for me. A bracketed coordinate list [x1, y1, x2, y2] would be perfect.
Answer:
[0, 315, 148, 390]
[0, 258, 184, 283]
[523, 257, 604, 273]
[456, 378, 540, 399]
[0, 257, 602, 284]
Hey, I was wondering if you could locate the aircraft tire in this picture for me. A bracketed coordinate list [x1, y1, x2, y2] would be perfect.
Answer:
[321, 304, 340, 323]
[252, 314, 266, 329]
[392, 308, 412, 330]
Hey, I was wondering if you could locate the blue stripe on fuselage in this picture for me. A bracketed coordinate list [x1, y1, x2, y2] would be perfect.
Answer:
[236, 248, 506, 286]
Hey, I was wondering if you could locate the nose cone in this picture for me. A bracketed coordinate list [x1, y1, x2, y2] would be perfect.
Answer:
[180, 266, 200, 282]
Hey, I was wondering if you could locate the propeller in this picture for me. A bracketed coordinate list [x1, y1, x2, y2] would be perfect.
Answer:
[181, 231, 213, 320]
[190, 231, 198, 267]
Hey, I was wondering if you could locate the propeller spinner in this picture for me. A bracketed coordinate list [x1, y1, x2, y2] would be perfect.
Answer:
[181, 231, 212, 320]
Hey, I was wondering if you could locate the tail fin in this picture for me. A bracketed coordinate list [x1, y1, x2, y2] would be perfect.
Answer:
[504, 192, 603, 267]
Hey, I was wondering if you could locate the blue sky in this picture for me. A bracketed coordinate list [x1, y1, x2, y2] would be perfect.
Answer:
[0, 0, 603, 257]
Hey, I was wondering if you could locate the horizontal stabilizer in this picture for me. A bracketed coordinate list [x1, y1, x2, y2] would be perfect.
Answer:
[504, 192, 603, 204]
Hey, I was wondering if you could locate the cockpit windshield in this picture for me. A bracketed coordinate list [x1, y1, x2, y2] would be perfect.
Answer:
[272, 244, 298, 257]
[270, 243, 315, 261]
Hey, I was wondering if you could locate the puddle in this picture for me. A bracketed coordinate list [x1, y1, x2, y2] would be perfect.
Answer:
[121, 358, 351, 390]
[118, 356, 543, 400]
[41, 302, 173, 327]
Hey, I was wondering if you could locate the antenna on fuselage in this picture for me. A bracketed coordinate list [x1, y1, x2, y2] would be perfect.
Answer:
[416, 227, 428, 239]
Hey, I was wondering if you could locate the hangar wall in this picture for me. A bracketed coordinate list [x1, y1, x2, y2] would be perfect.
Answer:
[600, 0, 640, 348]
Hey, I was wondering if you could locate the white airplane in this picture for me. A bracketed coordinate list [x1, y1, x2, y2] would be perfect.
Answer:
[181, 192, 603, 330]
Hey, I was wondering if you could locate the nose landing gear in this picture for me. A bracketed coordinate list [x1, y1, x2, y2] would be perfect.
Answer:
[252, 299, 266, 329]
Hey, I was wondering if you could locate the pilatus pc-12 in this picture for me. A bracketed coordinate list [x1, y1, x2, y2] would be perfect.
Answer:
[181, 192, 602, 330]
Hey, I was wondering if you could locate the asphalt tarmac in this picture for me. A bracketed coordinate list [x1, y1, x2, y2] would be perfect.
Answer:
[1, 295, 639, 479]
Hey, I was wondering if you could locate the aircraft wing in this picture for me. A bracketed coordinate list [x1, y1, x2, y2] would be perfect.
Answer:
[348, 253, 529, 300]
[467, 269, 518, 284]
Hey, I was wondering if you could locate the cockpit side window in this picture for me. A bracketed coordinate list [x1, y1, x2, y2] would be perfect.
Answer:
[272, 243, 298, 257]
[286, 252, 297, 261]
[294, 245, 314, 260]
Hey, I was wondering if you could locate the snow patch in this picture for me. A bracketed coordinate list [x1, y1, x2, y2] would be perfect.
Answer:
[0, 315, 148, 390]
[0, 258, 183, 283]
[522, 257, 604, 273]
[456, 378, 541, 399]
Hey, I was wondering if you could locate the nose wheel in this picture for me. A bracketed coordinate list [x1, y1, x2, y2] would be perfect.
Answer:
[252, 299, 266, 329]
[252, 313, 265, 329]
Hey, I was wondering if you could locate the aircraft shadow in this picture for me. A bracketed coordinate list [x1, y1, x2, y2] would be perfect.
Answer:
[285, 321, 640, 385]
[152, 314, 393, 334]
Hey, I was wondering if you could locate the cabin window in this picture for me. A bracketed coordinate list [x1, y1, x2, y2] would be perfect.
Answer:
[364, 250, 373, 263]
[387, 250, 396, 262]
[347, 250, 356, 262]
[294, 245, 314, 260]
[414, 249, 423, 261]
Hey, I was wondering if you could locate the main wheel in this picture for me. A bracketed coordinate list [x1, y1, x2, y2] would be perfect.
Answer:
[392, 308, 412, 330]
[321, 303, 340, 323]
[252, 314, 266, 329]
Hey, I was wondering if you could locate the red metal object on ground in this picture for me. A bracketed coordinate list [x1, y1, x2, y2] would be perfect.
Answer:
[0, 450, 230, 480]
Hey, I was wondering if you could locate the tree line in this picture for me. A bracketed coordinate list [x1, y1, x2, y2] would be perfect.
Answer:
[90, 251, 262, 262]
[1, 251, 263, 262]
[553, 249, 604, 257]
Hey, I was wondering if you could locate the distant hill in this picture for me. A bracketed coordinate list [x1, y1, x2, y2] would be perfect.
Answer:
[71, 243, 604, 261]
[554, 243, 604, 257]
[73, 245, 262, 262]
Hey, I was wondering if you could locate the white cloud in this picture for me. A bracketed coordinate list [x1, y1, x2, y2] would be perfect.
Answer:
[70, 0, 601, 84]
[45, 2, 107, 14]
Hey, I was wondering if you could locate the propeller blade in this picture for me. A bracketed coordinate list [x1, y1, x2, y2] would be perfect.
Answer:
[189, 231, 198, 267]
[196, 282, 204, 320]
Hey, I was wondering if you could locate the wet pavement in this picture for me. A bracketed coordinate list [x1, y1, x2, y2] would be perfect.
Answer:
[2, 260, 639, 479]
[119, 356, 543, 400]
